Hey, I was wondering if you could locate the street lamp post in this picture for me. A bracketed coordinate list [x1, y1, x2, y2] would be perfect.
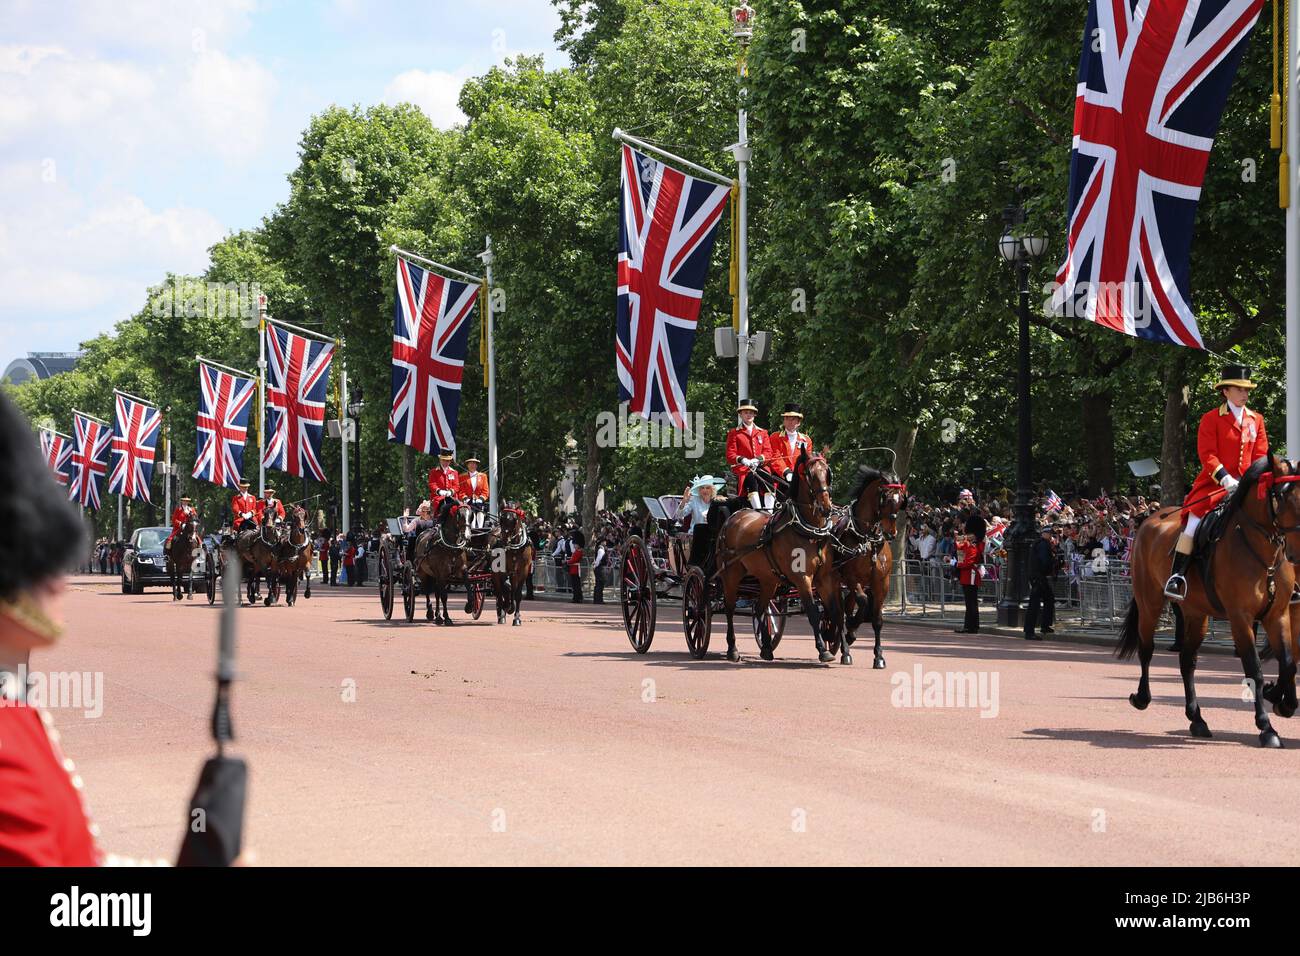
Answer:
[348, 386, 365, 531]
[995, 200, 1046, 628]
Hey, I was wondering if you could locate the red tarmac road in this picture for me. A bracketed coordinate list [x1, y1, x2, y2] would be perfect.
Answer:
[34, 575, 1295, 865]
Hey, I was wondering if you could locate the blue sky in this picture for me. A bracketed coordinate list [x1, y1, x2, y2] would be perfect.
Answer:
[0, 0, 565, 365]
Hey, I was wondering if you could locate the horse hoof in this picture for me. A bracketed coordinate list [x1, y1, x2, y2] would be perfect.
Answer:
[818, 651, 834, 663]
[1129, 692, 1150, 711]
[1261, 731, 1283, 749]
[1189, 720, 1212, 739]
[873, 656, 886, 670]
[760, 648, 774, 662]
[727, 647, 740, 663]
[840, 653, 853, 666]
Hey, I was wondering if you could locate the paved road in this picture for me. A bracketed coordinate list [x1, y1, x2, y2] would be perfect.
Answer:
[33, 575, 1291, 865]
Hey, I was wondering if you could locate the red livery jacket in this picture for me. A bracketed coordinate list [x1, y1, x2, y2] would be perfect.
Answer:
[767, 430, 814, 478]
[1184, 403, 1268, 518]
[231, 492, 258, 524]
[428, 466, 460, 498]
[255, 497, 285, 523]
[170, 504, 196, 537]
[0, 707, 101, 866]
[459, 470, 489, 501]
[726, 424, 770, 483]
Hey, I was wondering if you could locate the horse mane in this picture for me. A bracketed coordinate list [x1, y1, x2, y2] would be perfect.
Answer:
[1227, 455, 1274, 511]
[846, 465, 898, 505]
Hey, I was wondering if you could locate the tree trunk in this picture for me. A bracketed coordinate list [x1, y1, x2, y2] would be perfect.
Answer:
[1081, 390, 1116, 494]
[402, 445, 416, 511]
[581, 423, 602, 538]
[1160, 357, 1190, 506]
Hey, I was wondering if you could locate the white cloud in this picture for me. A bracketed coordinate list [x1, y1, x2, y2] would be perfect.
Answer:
[383, 68, 467, 129]
[186, 49, 276, 161]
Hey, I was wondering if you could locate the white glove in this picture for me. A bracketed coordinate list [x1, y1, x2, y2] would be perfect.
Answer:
[438, 489, 451, 496]
[1219, 474, 1239, 492]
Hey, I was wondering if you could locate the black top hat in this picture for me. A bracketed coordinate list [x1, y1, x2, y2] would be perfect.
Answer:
[737, 398, 758, 413]
[0, 395, 83, 603]
[438, 449, 455, 460]
[780, 402, 804, 419]
[1215, 363, 1255, 390]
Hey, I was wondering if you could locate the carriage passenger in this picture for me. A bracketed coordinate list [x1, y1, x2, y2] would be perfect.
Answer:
[401, 500, 435, 562]
[677, 475, 726, 572]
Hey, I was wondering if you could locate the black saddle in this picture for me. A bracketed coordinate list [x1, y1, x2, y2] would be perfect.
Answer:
[1191, 498, 1232, 556]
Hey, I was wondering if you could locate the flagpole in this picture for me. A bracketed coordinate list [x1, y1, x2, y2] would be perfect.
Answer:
[389, 246, 483, 285]
[164, 418, 172, 518]
[610, 128, 732, 186]
[480, 237, 499, 515]
[258, 306, 267, 497]
[1288, 0, 1299, 453]
[340, 353, 350, 536]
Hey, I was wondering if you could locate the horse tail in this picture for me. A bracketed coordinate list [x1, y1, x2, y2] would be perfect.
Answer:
[1114, 598, 1141, 660]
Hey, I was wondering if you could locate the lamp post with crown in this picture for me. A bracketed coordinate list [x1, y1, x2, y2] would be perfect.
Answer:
[995, 195, 1047, 628]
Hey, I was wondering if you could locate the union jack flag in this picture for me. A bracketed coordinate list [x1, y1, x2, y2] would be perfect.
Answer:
[1052, 0, 1264, 347]
[1044, 489, 1064, 513]
[107, 393, 161, 503]
[389, 257, 478, 455]
[616, 144, 730, 427]
[193, 363, 256, 489]
[262, 323, 334, 481]
[40, 428, 73, 487]
[68, 412, 112, 510]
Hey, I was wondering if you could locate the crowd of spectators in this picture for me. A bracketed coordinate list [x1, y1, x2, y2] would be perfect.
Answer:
[88, 538, 126, 575]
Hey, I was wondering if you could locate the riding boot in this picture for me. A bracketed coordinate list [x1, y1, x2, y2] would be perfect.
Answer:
[1163, 534, 1194, 602]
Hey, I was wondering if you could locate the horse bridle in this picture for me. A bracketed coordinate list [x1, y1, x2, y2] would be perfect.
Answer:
[1257, 465, 1300, 563]
[792, 457, 834, 525]
[499, 509, 530, 551]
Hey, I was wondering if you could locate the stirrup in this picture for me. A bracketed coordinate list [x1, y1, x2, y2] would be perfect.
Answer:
[1291, 584, 1300, 606]
[1163, 573, 1188, 602]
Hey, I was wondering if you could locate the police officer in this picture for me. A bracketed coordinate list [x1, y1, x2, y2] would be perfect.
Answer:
[1024, 524, 1058, 641]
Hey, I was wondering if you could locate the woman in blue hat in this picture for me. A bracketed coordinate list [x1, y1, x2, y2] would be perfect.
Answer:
[677, 475, 727, 572]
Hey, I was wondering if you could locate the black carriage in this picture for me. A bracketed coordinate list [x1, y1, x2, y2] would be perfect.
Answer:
[619, 495, 791, 659]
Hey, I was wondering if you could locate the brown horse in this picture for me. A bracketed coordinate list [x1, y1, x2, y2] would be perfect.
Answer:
[275, 506, 314, 606]
[493, 506, 534, 626]
[412, 498, 470, 625]
[715, 452, 842, 663]
[165, 515, 202, 601]
[1117, 454, 1300, 747]
[831, 467, 906, 669]
[234, 510, 285, 606]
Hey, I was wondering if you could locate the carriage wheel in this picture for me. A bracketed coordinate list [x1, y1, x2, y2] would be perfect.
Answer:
[205, 549, 217, 605]
[682, 566, 712, 660]
[752, 594, 789, 652]
[403, 563, 416, 622]
[379, 546, 395, 620]
[469, 583, 485, 620]
[188, 565, 196, 600]
[620, 536, 656, 653]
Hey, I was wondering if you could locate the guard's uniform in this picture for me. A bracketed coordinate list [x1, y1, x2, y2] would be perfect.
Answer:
[231, 491, 258, 531]
[0, 705, 102, 865]
[1183, 403, 1268, 519]
[726, 423, 770, 498]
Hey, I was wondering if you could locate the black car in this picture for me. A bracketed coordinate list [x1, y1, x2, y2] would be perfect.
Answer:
[121, 526, 205, 594]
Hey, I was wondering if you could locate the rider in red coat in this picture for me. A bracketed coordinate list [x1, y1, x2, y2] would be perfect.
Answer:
[1165, 364, 1272, 601]
[427, 451, 461, 510]
[766, 402, 814, 492]
[230, 480, 258, 532]
[165, 497, 197, 547]
[255, 486, 285, 526]
[726, 398, 773, 509]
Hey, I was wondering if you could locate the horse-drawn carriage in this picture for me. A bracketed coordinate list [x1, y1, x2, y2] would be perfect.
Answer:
[619, 456, 905, 667]
[202, 504, 315, 608]
[377, 501, 536, 626]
